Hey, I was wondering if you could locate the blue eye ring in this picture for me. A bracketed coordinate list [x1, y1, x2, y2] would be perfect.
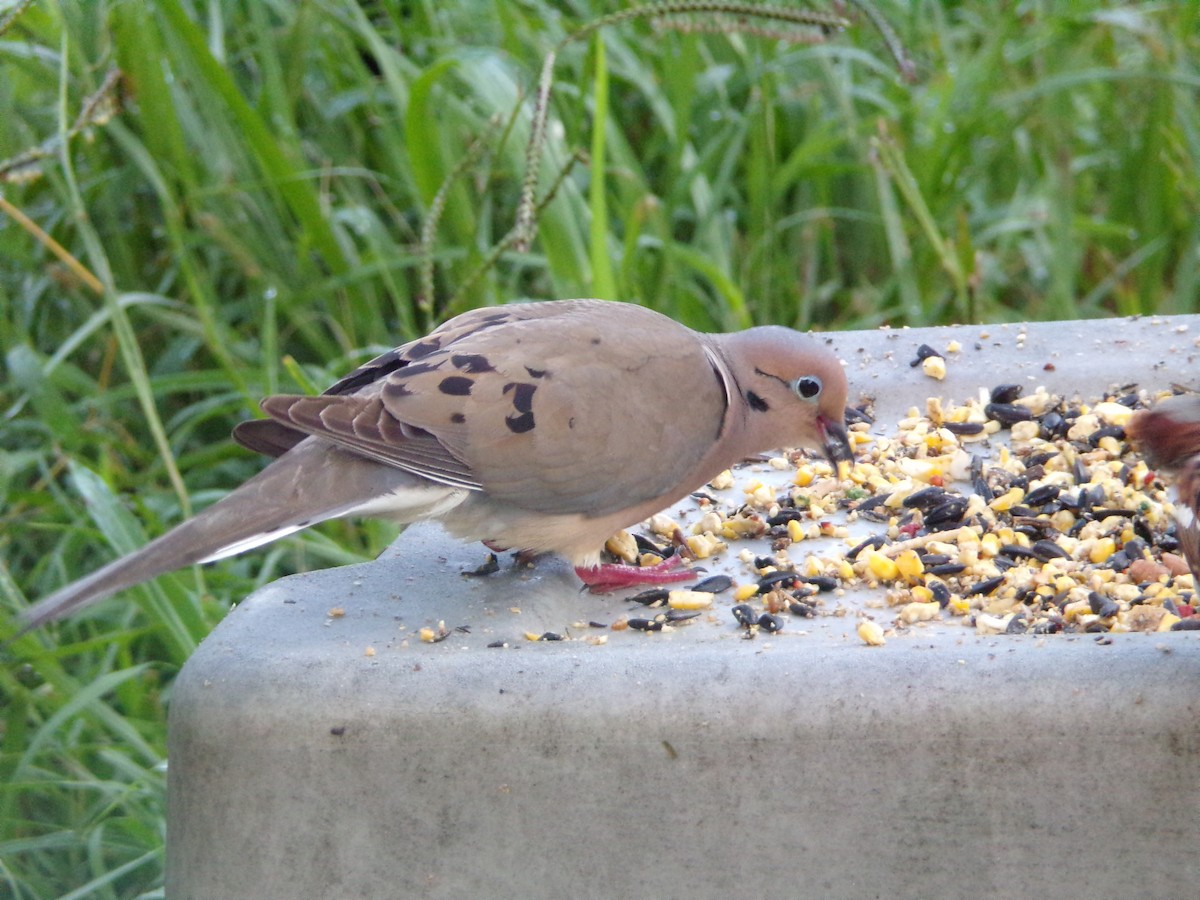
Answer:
[793, 375, 823, 402]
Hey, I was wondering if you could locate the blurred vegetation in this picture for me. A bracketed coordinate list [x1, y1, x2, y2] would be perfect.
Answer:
[1, 0, 1197, 895]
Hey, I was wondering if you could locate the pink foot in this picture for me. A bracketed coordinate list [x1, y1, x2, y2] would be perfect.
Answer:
[574, 556, 697, 592]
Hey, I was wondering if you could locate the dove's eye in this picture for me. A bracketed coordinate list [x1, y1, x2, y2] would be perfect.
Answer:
[792, 376, 823, 402]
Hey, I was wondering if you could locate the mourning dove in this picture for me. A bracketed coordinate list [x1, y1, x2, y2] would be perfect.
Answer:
[1127, 394, 1200, 579]
[18, 299, 851, 630]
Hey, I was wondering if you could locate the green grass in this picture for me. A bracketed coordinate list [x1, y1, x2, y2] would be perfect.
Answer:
[1, 0, 1198, 895]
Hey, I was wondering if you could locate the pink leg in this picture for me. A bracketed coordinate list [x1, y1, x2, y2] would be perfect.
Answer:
[574, 556, 697, 592]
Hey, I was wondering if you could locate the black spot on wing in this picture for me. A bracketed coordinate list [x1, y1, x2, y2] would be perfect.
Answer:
[384, 381, 414, 400]
[452, 353, 494, 373]
[525, 366, 548, 379]
[406, 338, 442, 360]
[503, 381, 537, 434]
[391, 359, 444, 380]
[451, 412, 466, 424]
[747, 391, 769, 412]
[506, 412, 535, 434]
[439, 376, 474, 396]
[504, 382, 536, 413]
[322, 349, 410, 395]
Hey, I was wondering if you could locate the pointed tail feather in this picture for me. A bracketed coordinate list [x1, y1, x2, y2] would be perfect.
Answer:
[18, 441, 464, 631]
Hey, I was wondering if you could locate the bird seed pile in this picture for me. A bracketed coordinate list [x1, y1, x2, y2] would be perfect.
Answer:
[610, 381, 1198, 644]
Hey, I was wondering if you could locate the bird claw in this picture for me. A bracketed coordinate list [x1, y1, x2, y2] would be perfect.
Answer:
[574, 556, 697, 592]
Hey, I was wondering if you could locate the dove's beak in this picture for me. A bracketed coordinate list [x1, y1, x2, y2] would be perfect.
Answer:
[819, 415, 854, 469]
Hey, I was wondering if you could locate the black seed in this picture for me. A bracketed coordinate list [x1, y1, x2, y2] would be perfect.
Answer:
[903, 486, 948, 511]
[788, 600, 816, 617]
[1088, 424, 1125, 447]
[665, 609, 701, 623]
[993, 555, 1018, 571]
[1072, 457, 1090, 486]
[1025, 450, 1059, 468]
[588, 621, 608, 629]
[628, 617, 664, 632]
[943, 421, 985, 435]
[537, 632, 565, 641]
[634, 533, 671, 556]
[732, 604, 757, 627]
[985, 402, 1033, 425]
[1005, 615, 1029, 634]
[486, 640, 507, 648]
[691, 575, 733, 593]
[1092, 508, 1137, 520]
[929, 563, 967, 576]
[628, 588, 670, 607]
[1036, 415, 1065, 441]
[929, 581, 952, 608]
[1023, 484, 1061, 507]
[1031, 539, 1068, 561]
[1123, 537, 1148, 559]
[925, 498, 969, 527]
[438, 375, 473, 396]
[910, 344, 942, 366]
[967, 575, 1005, 596]
[990, 384, 1023, 404]
[919, 553, 952, 566]
[798, 575, 838, 592]
[768, 508, 806, 526]
[845, 405, 874, 425]
[758, 572, 799, 591]
[758, 613, 784, 633]
[1171, 618, 1200, 631]
[1000, 544, 1035, 559]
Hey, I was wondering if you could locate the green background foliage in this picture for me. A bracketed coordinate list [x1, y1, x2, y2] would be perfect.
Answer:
[1, 1, 1197, 895]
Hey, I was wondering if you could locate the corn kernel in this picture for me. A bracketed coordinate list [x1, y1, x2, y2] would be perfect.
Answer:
[895, 549, 925, 580]
[1089, 537, 1117, 564]
[922, 355, 946, 380]
[988, 486, 1025, 512]
[866, 551, 899, 582]
[787, 519, 806, 542]
[605, 530, 639, 563]
[899, 600, 941, 624]
[708, 469, 735, 490]
[668, 590, 713, 610]
[733, 583, 759, 602]
[857, 620, 886, 646]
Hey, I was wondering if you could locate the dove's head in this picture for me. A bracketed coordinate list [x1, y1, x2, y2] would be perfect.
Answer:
[716, 326, 852, 467]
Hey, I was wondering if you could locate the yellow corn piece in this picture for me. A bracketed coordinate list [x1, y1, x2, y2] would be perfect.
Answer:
[733, 583, 759, 602]
[1089, 537, 1117, 564]
[988, 486, 1025, 512]
[895, 549, 924, 580]
[857, 620, 886, 646]
[668, 590, 713, 610]
[787, 519, 806, 543]
[865, 551, 899, 582]
[899, 600, 941, 624]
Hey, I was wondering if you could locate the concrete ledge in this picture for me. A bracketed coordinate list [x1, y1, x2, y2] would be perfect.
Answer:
[167, 315, 1200, 898]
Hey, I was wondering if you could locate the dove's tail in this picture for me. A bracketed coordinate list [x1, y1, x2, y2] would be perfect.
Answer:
[18, 441, 467, 631]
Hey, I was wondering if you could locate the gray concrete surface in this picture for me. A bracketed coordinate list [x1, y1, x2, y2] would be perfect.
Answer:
[167, 315, 1200, 898]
